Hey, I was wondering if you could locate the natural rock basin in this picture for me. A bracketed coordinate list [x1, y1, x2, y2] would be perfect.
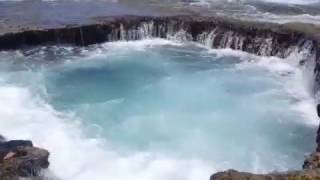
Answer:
[0, 39, 317, 179]
[1, 1, 320, 179]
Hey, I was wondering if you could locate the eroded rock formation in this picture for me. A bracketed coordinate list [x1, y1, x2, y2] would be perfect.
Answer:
[0, 15, 319, 57]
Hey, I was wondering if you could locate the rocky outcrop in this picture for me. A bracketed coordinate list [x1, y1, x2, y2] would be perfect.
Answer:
[0, 139, 49, 180]
[210, 151, 320, 179]
[210, 169, 320, 180]
[213, 151, 320, 180]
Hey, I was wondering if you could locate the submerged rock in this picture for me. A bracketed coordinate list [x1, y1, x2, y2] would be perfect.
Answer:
[0, 139, 49, 180]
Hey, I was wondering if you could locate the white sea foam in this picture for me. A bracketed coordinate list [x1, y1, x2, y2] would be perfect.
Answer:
[100, 38, 182, 51]
[69, 40, 319, 128]
[201, 43, 318, 126]
[0, 80, 216, 180]
[230, 12, 320, 25]
[194, 0, 320, 24]
[0, 40, 216, 180]
[236, 52, 317, 125]
[0, 39, 318, 180]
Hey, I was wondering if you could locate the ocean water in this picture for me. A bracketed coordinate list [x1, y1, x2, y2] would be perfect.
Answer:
[0, 0, 319, 26]
[0, 39, 317, 180]
[198, 0, 320, 5]
[189, 0, 320, 24]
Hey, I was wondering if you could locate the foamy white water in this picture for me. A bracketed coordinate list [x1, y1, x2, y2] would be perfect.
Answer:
[0, 40, 317, 180]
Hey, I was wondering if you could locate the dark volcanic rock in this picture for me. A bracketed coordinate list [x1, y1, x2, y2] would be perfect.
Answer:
[316, 104, 320, 153]
[0, 140, 49, 180]
[0, 140, 33, 159]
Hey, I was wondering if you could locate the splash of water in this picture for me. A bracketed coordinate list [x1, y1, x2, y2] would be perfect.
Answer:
[0, 39, 317, 180]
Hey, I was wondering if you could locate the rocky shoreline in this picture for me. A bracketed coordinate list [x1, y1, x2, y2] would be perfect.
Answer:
[211, 168, 320, 180]
[0, 137, 49, 180]
[209, 154, 320, 179]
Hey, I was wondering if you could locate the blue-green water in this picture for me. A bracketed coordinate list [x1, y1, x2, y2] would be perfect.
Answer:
[0, 39, 317, 180]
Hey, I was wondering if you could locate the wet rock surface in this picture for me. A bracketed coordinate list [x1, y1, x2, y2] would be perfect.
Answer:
[210, 169, 320, 180]
[0, 139, 49, 180]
